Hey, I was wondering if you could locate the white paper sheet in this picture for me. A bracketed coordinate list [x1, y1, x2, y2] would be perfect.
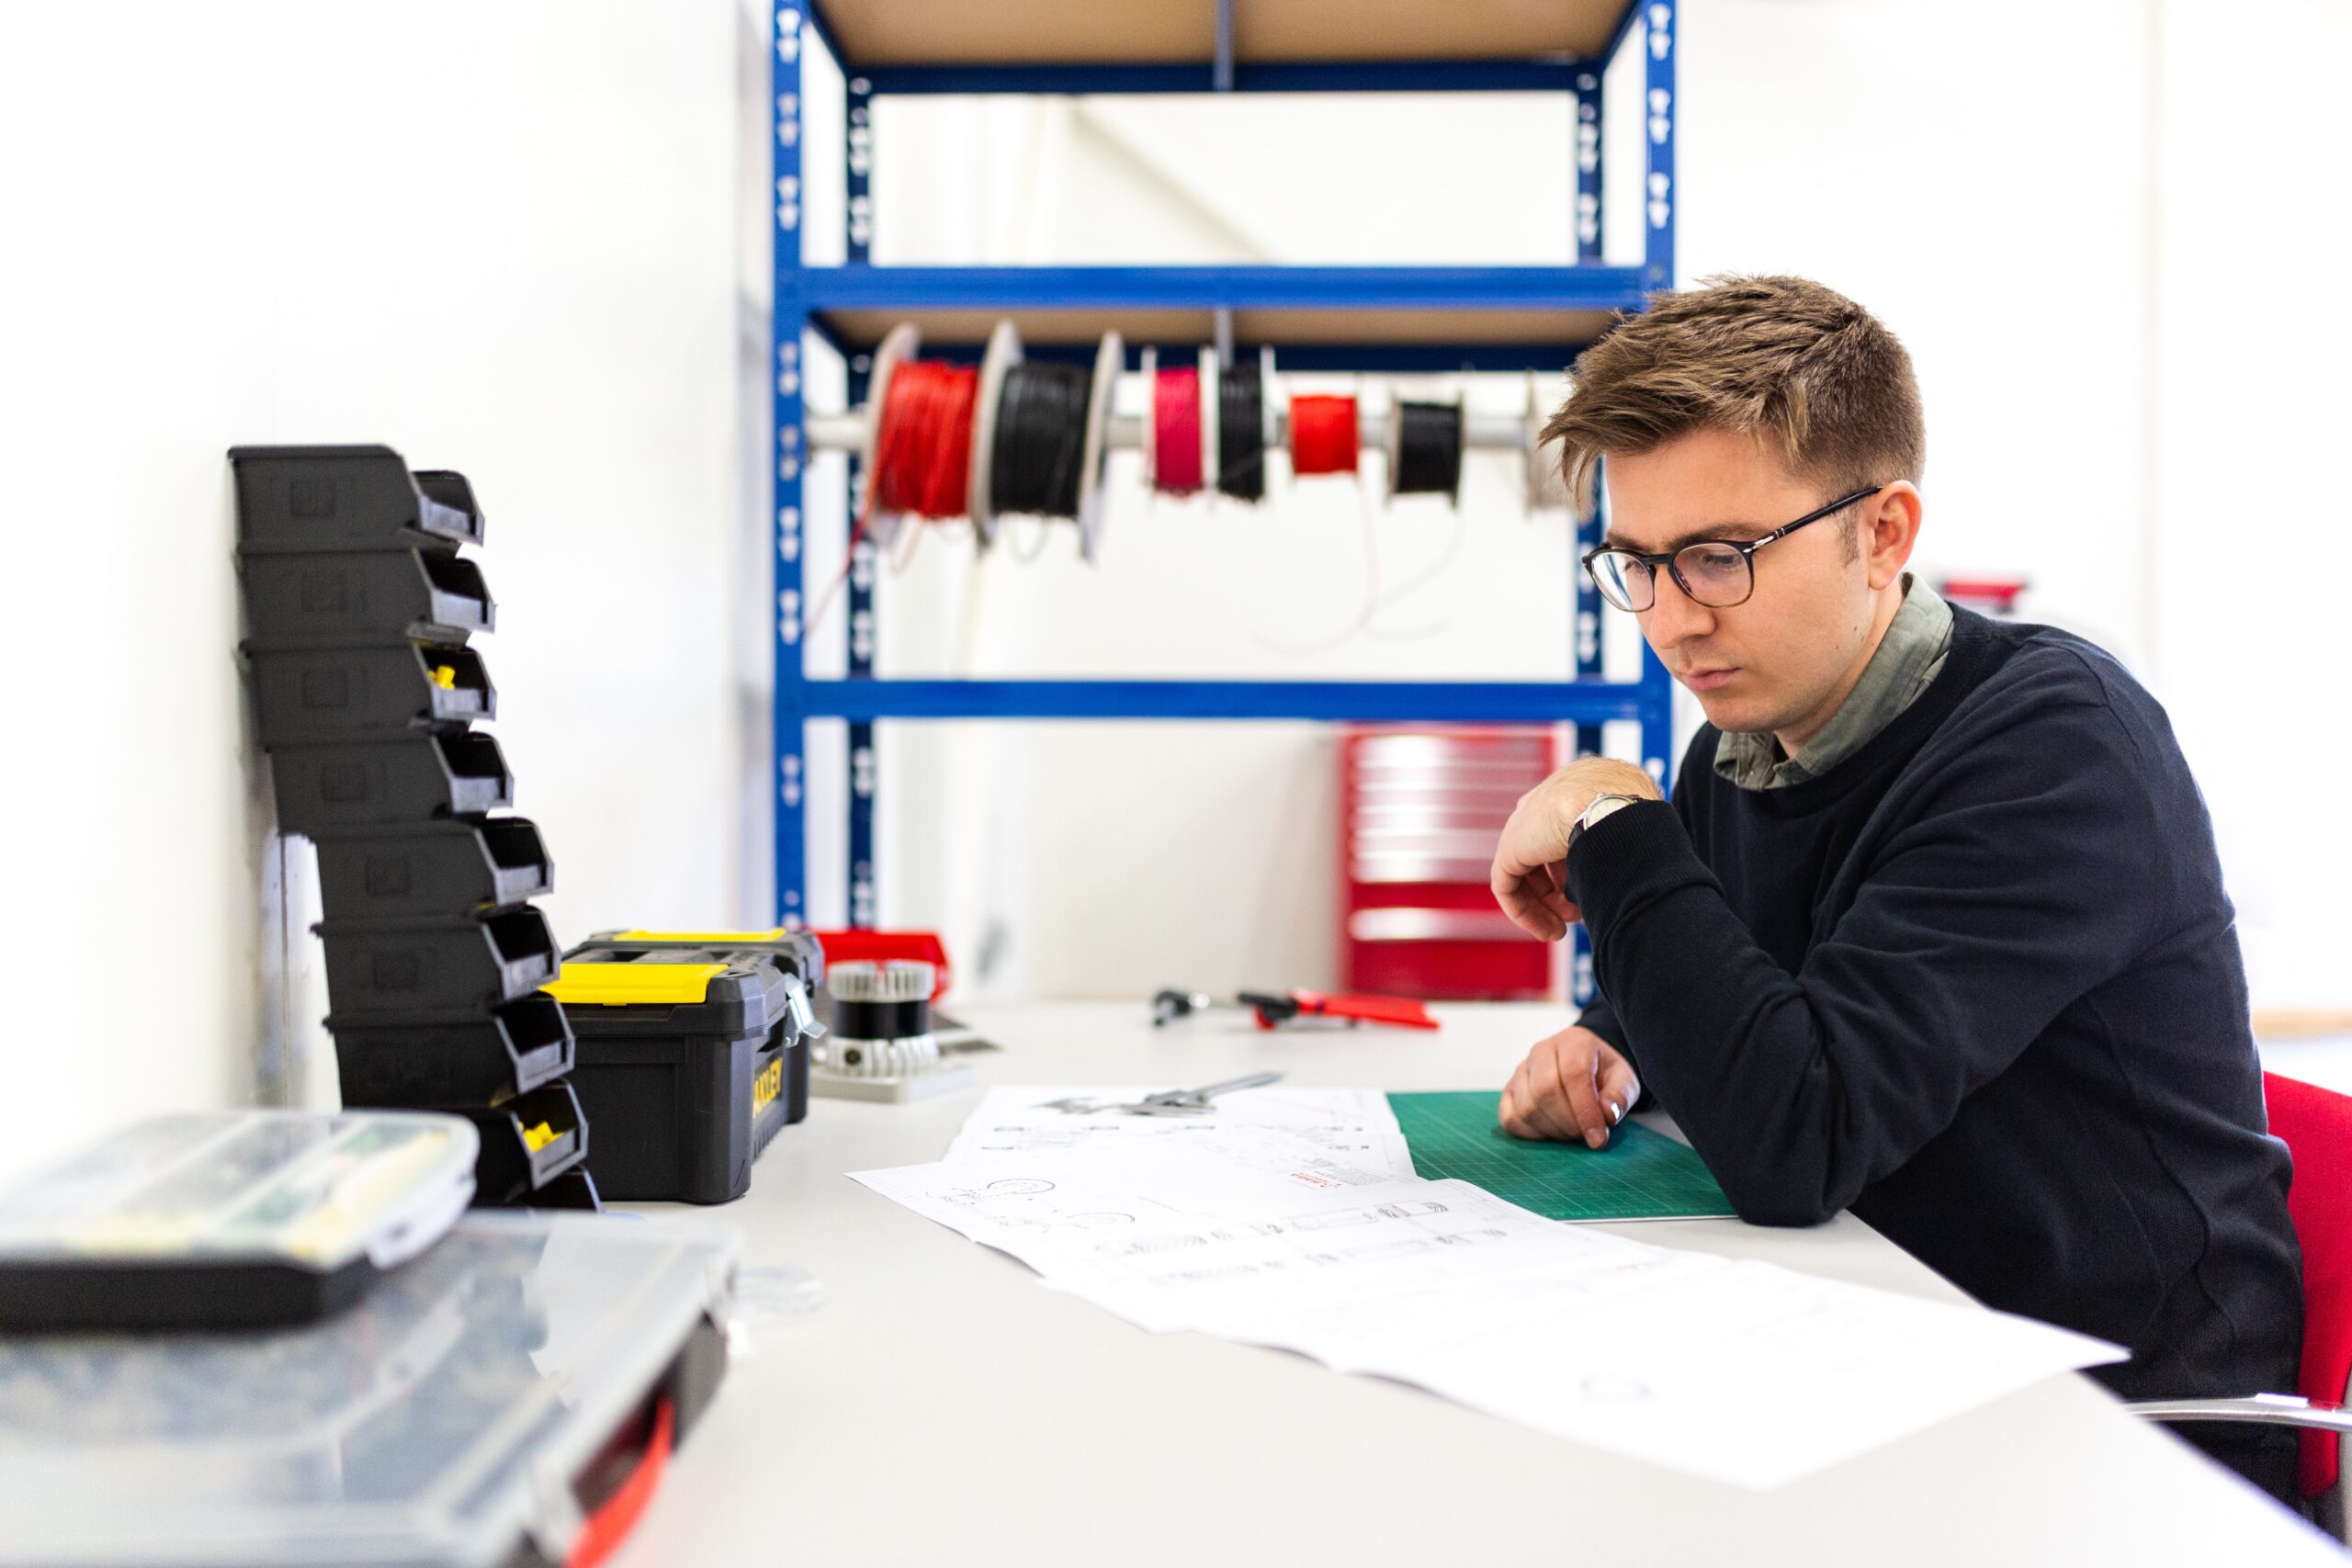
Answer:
[851, 1119, 2126, 1490]
[943, 1086, 1413, 1177]
[1352, 1258, 2127, 1490]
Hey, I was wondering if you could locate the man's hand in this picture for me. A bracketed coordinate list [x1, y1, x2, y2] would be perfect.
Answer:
[1499, 1025, 1643, 1150]
[1490, 757, 1662, 941]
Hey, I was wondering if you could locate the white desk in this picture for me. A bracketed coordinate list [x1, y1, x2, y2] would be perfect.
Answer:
[617, 1001, 2343, 1565]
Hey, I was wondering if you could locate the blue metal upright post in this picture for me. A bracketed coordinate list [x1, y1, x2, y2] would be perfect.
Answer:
[1636, 0, 1679, 785]
[844, 68, 877, 929]
[773, 5, 808, 925]
[1570, 65, 1607, 761]
[1568, 67, 1610, 1007]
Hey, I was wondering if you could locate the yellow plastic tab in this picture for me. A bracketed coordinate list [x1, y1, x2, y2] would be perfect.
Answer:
[543, 961, 726, 1006]
[614, 928, 789, 942]
[520, 1122, 557, 1153]
[428, 664, 458, 690]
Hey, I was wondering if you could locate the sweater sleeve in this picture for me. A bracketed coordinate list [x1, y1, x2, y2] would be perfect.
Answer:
[1563, 686, 2163, 1226]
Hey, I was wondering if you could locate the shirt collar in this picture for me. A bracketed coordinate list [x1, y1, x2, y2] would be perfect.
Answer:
[1714, 575, 1955, 791]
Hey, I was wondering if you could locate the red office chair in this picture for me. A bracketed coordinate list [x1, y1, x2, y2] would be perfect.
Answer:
[2132, 1071, 2352, 1537]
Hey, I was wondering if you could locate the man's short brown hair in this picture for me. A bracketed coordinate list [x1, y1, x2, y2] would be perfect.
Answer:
[1544, 276, 1925, 513]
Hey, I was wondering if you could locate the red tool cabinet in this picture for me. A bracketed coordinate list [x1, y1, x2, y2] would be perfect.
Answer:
[1340, 728, 1562, 1001]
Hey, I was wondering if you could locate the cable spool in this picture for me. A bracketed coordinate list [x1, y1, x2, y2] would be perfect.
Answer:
[1288, 392, 1362, 478]
[1385, 397, 1464, 504]
[855, 322, 933, 547]
[1216, 350, 1269, 502]
[868, 350, 980, 527]
[825, 959, 937, 1079]
[990, 363, 1090, 521]
[976, 331, 1121, 560]
[1144, 350, 1205, 495]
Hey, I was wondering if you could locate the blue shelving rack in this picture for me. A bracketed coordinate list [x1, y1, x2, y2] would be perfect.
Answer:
[770, 0, 1679, 946]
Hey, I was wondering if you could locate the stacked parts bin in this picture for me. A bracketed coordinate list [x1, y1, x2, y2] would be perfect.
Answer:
[548, 932, 824, 1203]
[232, 445, 596, 1212]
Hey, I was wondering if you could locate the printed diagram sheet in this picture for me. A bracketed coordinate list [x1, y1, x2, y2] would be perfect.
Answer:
[851, 1094, 2125, 1490]
[944, 1086, 1413, 1177]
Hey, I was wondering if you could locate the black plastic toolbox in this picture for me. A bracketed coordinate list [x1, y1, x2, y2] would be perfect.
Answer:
[230, 445, 485, 555]
[248, 642, 492, 747]
[268, 731, 514, 836]
[239, 548, 494, 647]
[459, 1079, 587, 1206]
[545, 946, 816, 1203]
[329, 991, 575, 1111]
[313, 816, 552, 919]
[318, 906, 559, 1018]
[579, 929, 824, 1126]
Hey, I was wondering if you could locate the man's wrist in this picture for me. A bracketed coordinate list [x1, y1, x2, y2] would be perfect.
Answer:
[1566, 793, 1645, 859]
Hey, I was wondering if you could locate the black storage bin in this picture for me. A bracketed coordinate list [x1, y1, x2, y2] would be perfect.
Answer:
[547, 947, 815, 1203]
[314, 816, 552, 919]
[269, 731, 514, 835]
[318, 906, 559, 1018]
[460, 1079, 587, 1205]
[329, 991, 575, 1111]
[577, 929, 824, 1126]
[230, 445, 484, 555]
[247, 642, 492, 747]
[239, 548, 494, 647]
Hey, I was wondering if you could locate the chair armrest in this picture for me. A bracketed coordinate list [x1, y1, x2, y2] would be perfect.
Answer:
[2131, 1393, 2352, 1434]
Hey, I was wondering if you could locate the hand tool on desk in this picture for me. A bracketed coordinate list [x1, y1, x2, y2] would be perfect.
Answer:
[1039, 1071, 1286, 1117]
[1151, 987, 1440, 1032]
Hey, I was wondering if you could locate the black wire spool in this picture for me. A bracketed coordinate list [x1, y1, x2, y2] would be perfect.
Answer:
[988, 361, 1093, 518]
[1392, 400, 1464, 501]
[1216, 357, 1266, 502]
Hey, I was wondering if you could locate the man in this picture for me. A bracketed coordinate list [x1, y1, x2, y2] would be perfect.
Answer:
[1489, 276, 2303, 1503]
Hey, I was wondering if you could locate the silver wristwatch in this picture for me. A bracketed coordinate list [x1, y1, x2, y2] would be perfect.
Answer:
[1566, 793, 1645, 857]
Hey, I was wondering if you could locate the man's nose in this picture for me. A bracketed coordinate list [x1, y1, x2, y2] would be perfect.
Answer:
[1639, 565, 1714, 650]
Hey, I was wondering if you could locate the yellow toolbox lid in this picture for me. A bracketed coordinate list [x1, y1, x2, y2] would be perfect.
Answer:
[543, 962, 726, 1007]
[611, 928, 789, 942]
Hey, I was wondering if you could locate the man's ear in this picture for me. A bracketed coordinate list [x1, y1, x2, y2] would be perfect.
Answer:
[1863, 482, 1924, 591]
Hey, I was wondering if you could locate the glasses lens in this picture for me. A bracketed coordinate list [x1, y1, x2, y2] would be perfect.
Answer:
[1588, 551, 1652, 611]
[1675, 542, 1753, 607]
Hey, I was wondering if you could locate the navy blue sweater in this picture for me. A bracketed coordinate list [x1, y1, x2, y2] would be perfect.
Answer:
[1569, 608, 2302, 1497]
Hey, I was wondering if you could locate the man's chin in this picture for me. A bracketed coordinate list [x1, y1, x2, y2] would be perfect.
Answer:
[1693, 691, 1772, 735]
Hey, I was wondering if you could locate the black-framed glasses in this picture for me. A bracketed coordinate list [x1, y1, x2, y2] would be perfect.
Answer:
[1581, 486, 1883, 613]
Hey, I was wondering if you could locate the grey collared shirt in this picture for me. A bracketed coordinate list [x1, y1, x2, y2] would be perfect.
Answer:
[1715, 576, 1954, 791]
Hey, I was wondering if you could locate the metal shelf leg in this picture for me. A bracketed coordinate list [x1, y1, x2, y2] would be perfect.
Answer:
[773, 4, 808, 926]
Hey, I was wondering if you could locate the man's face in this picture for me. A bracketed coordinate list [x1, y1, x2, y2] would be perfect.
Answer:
[1601, 427, 1889, 741]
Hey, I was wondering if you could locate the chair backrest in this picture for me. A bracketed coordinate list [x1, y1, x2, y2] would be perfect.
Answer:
[2263, 1072, 2352, 1497]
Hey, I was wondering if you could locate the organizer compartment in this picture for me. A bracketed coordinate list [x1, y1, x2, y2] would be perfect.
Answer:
[318, 906, 559, 1017]
[229, 445, 484, 554]
[247, 642, 492, 747]
[267, 731, 514, 835]
[313, 816, 552, 919]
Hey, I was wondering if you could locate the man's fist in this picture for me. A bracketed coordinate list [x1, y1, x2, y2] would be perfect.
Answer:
[1498, 1024, 1643, 1150]
[1490, 757, 1661, 941]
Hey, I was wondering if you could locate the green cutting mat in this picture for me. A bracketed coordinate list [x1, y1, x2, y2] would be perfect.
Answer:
[1388, 1091, 1733, 1222]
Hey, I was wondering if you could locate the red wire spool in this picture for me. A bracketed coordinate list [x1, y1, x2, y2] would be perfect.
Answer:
[1288, 393, 1361, 476]
[1151, 364, 1204, 493]
[870, 357, 978, 519]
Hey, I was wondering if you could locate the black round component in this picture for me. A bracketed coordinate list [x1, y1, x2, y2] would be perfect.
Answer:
[1393, 400, 1464, 498]
[989, 362, 1093, 517]
[1216, 358, 1265, 502]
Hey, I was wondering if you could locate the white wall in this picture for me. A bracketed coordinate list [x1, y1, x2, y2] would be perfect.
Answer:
[828, 0, 2350, 1007]
[2147, 0, 2352, 1008]
[0, 1, 752, 1181]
